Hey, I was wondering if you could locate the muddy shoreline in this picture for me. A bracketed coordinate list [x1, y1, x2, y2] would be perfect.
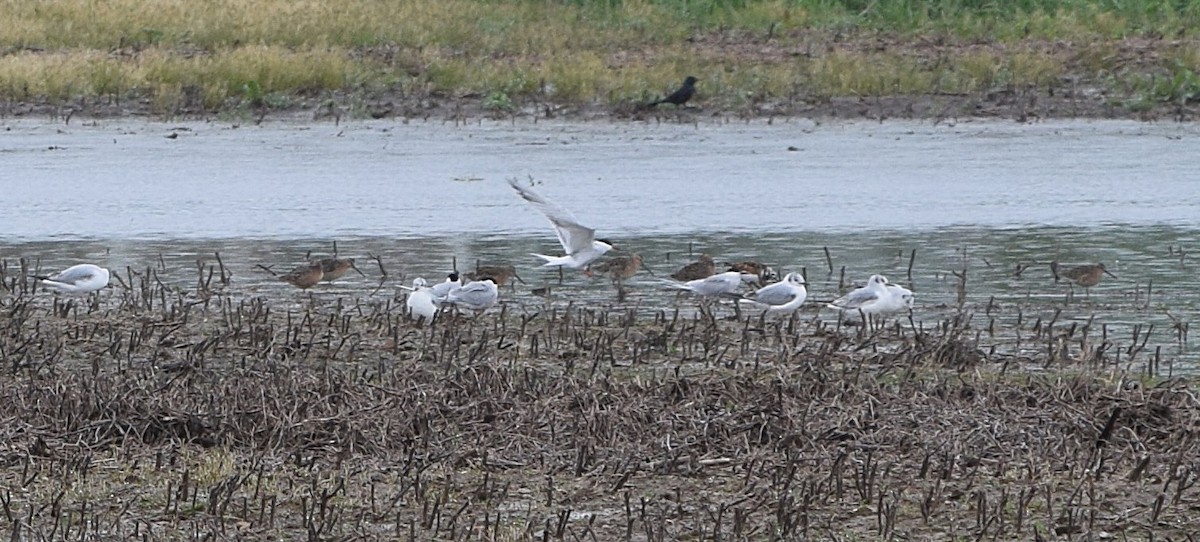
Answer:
[4, 86, 1196, 125]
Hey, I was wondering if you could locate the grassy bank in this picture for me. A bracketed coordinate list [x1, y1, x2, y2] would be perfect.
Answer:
[1, 1, 1199, 119]
[0, 258, 1198, 540]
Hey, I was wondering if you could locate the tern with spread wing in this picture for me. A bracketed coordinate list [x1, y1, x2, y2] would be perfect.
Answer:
[508, 179, 615, 275]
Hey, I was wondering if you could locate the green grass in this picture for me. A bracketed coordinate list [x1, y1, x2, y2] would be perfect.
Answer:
[0, 0, 1198, 116]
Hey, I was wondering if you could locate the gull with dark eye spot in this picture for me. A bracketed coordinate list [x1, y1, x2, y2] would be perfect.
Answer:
[508, 178, 616, 277]
[828, 274, 913, 319]
[742, 272, 807, 315]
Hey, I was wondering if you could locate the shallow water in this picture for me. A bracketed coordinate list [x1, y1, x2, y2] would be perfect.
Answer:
[1, 117, 1197, 370]
[2, 117, 1199, 238]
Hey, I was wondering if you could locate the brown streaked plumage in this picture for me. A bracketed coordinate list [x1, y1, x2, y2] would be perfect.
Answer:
[593, 253, 644, 282]
[670, 254, 715, 282]
[280, 262, 324, 289]
[1051, 261, 1116, 287]
[464, 264, 524, 287]
[316, 257, 365, 282]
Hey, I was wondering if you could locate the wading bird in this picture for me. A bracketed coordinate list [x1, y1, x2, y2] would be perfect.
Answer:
[37, 264, 110, 294]
[465, 265, 524, 287]
[508, 178, 615, 276]
[316, 257, 365, 282]
[280, 262, 324, 289]
[1051, 261, 1116, 297]
[671, 254, 715, 282]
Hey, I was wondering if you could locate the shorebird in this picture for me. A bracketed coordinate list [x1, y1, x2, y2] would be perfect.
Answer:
[315, 257, 365, 282]
[404, 277, 438, 323]
[1051, 261, 1116, 297]
[593, 253, 647, 283]
[670, 254, 715, 281]
[279, 262, 324, 289]
[464, 265, 524, 287]
[446, 279, 500, 312]
[37, 264, 110, 294]
[508, 178, 615, 276]
[828, 274, 913, 319]
[742, 272, 807, 315]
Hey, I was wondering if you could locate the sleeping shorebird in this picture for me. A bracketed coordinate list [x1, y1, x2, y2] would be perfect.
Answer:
[508, 178, 616, 276]
[37, 264, 110, 294]
[279, 262, 324, 289]
[315, 257, 365, 282]
[671, 254, 715, 282]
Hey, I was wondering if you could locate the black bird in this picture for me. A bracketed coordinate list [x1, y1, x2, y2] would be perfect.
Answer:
[650, 76, 697, 107]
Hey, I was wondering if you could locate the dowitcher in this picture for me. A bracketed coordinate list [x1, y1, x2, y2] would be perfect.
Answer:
[316, 257, 365, 282]
[670, 254, 715, 282]
[279, 262, 324, 289]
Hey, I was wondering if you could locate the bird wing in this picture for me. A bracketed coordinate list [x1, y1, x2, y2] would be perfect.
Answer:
[450, 282, 495, 305]
[49, 265, 97, 285]
[830, 287, 879, 310]
[508, 179, 595, 255]
[750, 283, 798, 306]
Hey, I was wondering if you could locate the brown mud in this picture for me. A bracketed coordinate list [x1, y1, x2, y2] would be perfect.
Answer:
[0, 260, 1197, 540]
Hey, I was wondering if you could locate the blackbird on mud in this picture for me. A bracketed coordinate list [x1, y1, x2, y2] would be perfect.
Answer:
[649, 76, 697, 107]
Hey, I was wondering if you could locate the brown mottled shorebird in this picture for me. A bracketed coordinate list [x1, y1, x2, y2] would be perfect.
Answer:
[670, 254, 715, 282]
[316, 257, 365, 282]
[465, 264, 525, 287]
[280, 261, 325, 289]
[593, 253, 647, 282]
[1051, 261, 1116, 297]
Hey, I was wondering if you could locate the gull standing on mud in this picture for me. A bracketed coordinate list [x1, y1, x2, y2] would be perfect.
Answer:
[446, 279, 500, 312]
[666, 270, 744, 298]
[404, 277, 439, 322]
[507, 178, 615, 275]
[429, 272, 462, 304]
[37, 264, 110, 294]
[742, 272, 807, 314]
[828, 274, 913, 317]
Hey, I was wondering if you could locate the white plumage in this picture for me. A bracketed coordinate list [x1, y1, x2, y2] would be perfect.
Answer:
[39, 264, 110, 294]
[508, 179, 614, 270]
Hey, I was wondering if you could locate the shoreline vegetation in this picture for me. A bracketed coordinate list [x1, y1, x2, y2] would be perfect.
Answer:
[2, 0, 1200, 122]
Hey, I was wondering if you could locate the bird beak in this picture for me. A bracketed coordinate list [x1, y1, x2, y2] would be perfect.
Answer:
[640, 262, 656, 276]
[351, 261, 366, 277]
[1103, 268, 1117, 279]
[513, 272, 527, 285]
